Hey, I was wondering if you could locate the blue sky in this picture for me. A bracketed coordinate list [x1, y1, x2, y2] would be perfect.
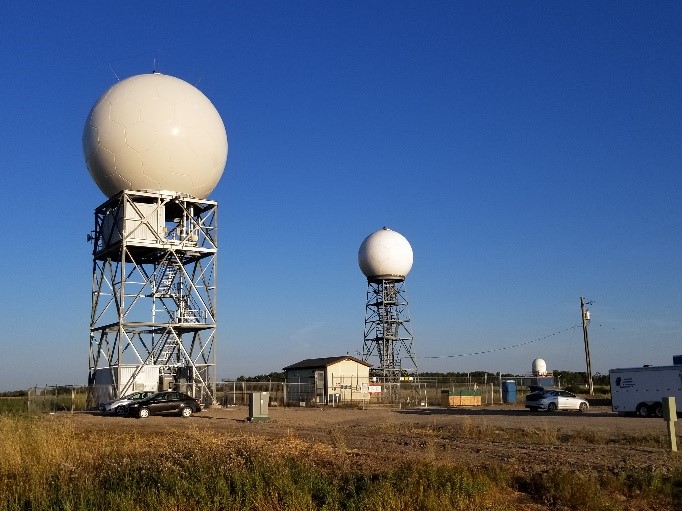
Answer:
[0, 2, 681, 390]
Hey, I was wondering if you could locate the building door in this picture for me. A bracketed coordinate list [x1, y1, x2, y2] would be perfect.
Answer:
[314, 370, 325, 403]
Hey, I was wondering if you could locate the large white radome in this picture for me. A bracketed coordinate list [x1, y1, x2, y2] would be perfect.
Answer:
[83, 73, 228, 199]
[358, 227, 413, 280]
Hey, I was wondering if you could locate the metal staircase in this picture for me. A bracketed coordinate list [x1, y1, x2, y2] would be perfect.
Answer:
[156, 263, 178, 297]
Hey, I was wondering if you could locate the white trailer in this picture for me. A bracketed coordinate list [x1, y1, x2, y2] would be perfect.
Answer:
[609, 365, 682, 417]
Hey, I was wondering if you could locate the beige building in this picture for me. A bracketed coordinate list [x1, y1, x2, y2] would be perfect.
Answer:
[283, 356, 372, 405]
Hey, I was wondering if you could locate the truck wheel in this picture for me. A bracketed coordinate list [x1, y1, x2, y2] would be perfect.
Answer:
[138, 407, 150, 419]
[654, 403, 663, 418]
[636, 404, 649, 418]
[547, 402, 557, 412]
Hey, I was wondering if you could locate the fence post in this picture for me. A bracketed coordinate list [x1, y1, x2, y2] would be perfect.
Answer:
[498, 373, 502, 404]
[663, 397, 677, 452]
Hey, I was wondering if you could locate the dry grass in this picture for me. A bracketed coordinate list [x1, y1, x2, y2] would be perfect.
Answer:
[0, 414, 680, 511]
[374, 416, 672, 451]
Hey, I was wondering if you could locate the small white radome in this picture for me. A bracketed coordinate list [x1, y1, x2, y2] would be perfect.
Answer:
[532, 358, 548, 376]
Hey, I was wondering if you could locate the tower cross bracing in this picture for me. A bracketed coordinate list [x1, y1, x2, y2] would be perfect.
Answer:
[362, 278, 417, 399]
[88, 190, 218, 407]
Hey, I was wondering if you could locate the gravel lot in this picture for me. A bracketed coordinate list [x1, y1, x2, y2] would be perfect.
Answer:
[73, 403, 681, 477]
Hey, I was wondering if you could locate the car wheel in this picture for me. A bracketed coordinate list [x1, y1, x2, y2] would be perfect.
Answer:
[138, 407, 150, 419]
[636, 404, 649, 418]
[654, 403, 663, 418]
[579, 402, 587, 413]
[180, 406, 193, 418]
[547, 402, 557, 412]
[115, 405, 126, 415]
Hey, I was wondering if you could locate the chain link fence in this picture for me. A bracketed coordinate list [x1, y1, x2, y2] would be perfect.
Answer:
[0, 375, 549, 413]
[0, 386, 90, 414]
[216, 374, 537, 408]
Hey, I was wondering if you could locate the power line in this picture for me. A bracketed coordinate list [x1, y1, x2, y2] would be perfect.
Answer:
[419, 324, 582, 359]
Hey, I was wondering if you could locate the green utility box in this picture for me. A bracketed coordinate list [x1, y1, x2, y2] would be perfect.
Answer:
[248, 392, 269, 422]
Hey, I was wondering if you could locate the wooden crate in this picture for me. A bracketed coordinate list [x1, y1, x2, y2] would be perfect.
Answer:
[441, 389, 482, 407]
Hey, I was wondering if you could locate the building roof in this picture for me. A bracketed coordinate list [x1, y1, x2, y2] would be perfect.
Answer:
[283, 356, 372, 371]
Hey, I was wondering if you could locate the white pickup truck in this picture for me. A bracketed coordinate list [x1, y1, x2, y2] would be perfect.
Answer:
[609, 365, 682, 417]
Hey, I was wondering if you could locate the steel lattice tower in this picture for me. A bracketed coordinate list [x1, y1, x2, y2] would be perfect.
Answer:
[87, 190, 218, 407]
[362, 277, 417, 380]
[358, 227, 417, 402]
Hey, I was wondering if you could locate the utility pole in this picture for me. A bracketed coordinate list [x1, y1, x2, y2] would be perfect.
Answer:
[580, 297, 594, 395]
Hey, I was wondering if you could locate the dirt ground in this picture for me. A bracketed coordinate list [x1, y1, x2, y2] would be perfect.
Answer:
[70, 403, 681, 478]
